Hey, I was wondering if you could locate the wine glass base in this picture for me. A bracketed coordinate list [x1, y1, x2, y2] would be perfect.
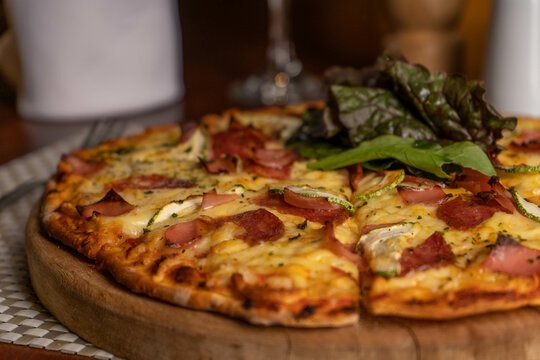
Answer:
[228, 71, 325, 107]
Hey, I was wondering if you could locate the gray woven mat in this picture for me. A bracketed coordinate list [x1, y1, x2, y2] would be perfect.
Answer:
[0, 132, 124, 359]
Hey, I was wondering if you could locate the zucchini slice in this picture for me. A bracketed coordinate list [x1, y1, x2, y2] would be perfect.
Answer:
[495, 164, 540, 173]
[356, 222, 416, 277]
[356, 222, 416, 254]
[354, 169, 405, 203]
[268, 186, 354, 213]
[176, 127, 210, 161]
[146, 196, 202, 228]
[510, 188, 540, 222]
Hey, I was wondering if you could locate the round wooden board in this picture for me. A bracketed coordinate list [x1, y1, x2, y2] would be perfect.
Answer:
[25, 205, 540, 360]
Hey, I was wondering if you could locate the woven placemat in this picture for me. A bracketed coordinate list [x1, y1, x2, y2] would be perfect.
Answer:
[0, 130, 127, 359]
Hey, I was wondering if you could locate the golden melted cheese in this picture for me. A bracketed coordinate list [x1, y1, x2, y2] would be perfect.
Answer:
[73, 120, 359, 301]
[67, 113, 540, 313]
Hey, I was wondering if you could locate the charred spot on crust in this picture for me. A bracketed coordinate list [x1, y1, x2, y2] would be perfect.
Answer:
[125, 242, 142, 259]
[406, 298, 438, 306]
[174, 265, 194, 283]
[297, 305, 316, 319]
[242, 300, 254, 309]
[53, 172, 67, 182]
[173, 265, 206, 286]
[150, 255, 174, 274]
[451, 290, 525, 308]
[340, 306, 357, 313]
[488, 176, 500, 187]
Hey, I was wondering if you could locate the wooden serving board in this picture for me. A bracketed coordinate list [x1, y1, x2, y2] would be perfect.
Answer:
[25, 205, 540, 360]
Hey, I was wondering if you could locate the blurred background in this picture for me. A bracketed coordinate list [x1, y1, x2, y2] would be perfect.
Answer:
[0, 0, 491, 116]
[178, 0, 490, 118]
[0, 0, 493, 163]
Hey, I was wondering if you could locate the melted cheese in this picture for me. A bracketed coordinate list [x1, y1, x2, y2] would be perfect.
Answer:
[79, 121, 360, 301]
[355, 185, 540, 276]
[68, 114, 540, 315]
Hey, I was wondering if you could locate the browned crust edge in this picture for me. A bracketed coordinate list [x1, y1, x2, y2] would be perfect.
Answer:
[363, 279, 540, 320]
[98, 251, 358, 328]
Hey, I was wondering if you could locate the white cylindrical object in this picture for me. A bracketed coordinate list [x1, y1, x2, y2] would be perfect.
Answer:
[6, 0, 184, 121]
[484, 0, 540, 117]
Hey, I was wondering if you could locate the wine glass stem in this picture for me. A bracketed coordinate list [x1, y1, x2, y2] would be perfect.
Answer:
[266, 0, 294, 73]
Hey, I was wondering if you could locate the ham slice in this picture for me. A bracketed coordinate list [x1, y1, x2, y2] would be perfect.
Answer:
[252, 192, 348, 224]
[164, 220, 201, 248]
[111, 174, 194, 191]
[64, 155, 103, 176]
[211, 122, 267, 159]
[243, 161, 292, 180]
[283, 188, 340, 211]
[437, 197, 497, 230]
[348, 163, 363, 191]
[455, 168, 514, 213]
[399, 232, 455, 275]
[454, 168, 493, 194]
[252, 148, 295, 169]
[397, 185, 447, 205]
[198, 209, 285, 245]
[475, 191, 515, 214]
[323, 222, 364, 266]
[201, 155, 237, 174]
[201, 189, 239, 210]
[226, 209, 284, 244]
[77, 189, 135, 219]
[511, 129, 540, 150]
[483, 234, 540, 277]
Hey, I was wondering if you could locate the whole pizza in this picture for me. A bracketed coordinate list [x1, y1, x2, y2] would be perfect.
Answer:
[40, 52, 540, 327]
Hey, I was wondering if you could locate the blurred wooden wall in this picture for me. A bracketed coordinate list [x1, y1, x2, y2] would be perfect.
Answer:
[180, 0, 492, 78]
[459, 0, 492, 79]
[179, 0, 492, 116]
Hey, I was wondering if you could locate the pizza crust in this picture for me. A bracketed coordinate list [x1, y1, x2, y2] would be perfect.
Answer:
[99, 248, 358, 327]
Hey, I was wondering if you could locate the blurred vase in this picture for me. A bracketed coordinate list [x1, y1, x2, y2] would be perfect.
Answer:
[383, 0, 466, 73]
[484, 0, 540, 117]
[5, 0, 184, 121]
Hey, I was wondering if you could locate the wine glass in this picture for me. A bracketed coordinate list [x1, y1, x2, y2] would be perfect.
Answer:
[229, 0, 325, 106]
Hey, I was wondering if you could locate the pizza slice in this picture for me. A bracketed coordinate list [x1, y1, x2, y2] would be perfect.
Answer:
[42, 106, 367, 327]
[354, 157, 540, 318]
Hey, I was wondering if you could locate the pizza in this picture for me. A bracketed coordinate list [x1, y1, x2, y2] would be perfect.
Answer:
[38, 101, 540, 327]
[37, 47, 540, 327]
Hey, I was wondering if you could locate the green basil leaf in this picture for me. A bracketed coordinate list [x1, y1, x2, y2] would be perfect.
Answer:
[362, 158, 396, 171]
[308, 135, 495, 178]
[434, 141, 496, 176]
[287, 107, 341, 144]
[287, 140, 344, 159]
[377, 50, 517, 151]
[330, 85, 436, 145]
